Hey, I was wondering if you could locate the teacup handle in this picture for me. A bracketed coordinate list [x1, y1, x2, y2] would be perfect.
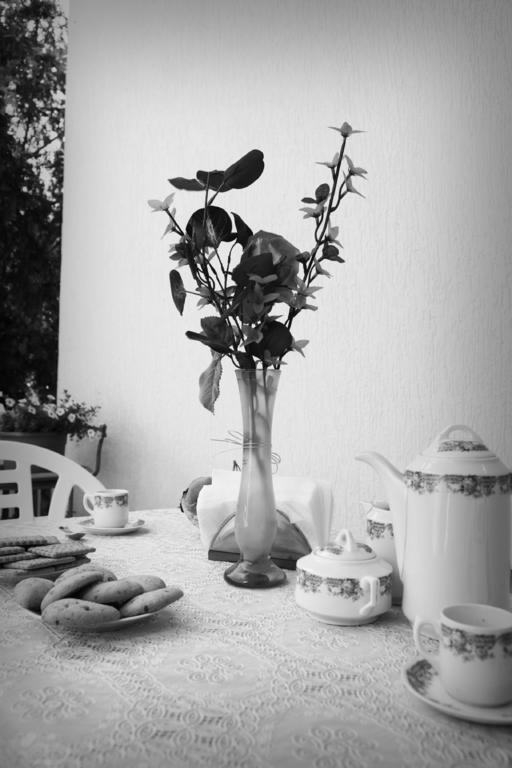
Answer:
[83, 494, 95, 514]
[413, 617, 441, 672]
[359, 575, 378, 616]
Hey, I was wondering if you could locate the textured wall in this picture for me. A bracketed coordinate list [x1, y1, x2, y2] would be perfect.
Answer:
[60, 0, 512, 535]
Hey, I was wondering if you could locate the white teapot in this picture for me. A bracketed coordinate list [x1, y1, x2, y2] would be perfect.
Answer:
[357, 424, 512, 626]
[295, 529, 392, 625]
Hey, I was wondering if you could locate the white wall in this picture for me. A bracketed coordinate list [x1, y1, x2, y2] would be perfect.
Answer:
[60, 0, 512, 536]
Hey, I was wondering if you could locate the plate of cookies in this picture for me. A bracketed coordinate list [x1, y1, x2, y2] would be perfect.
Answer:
[13, 563, 184, 632]
[0, 535, 97, 584]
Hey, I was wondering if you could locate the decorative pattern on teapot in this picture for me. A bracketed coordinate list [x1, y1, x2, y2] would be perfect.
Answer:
[438, 439, 487, 452]
[404, 471, 512, 497]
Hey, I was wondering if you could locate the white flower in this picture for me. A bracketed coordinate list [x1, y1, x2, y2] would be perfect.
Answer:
[67, 413, 76, 422]
[345, 174, 365, 198]
[5, 398, 15, 407]
[148, 194, 175, 212]
[326, 224, 343, 248]
[329, 122, 365, 138]
[345, 155, 367, 178]
[316, 152, 339, 169]
[27, 405, 36, 414]
[300, 202, 325, 219]
[56, 407, 65, 416]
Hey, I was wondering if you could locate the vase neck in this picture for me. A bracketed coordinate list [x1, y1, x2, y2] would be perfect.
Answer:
[236, 369, 280, 446]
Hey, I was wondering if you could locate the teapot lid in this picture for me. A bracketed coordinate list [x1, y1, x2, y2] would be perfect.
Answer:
[315, 529, 376, 562]
[425, 424, 493, 457]
[408, 424, 510, 476]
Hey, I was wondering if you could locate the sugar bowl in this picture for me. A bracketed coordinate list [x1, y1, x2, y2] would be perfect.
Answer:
[295, 529, 393, 625]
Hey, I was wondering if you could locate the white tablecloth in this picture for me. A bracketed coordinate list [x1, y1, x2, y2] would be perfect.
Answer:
[0, 510, 511, 768]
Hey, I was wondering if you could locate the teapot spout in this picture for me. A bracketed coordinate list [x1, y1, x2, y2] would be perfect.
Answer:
[355, 452, 407, 575]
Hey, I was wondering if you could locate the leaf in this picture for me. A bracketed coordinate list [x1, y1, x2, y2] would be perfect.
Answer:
[168, 176, 204, 191]
[185, 330, 230, 354]
[301, 197, 316, 204]
[186, 206, 232, 248]
[315, 183, 330, 202]
[169, 270, 186, 315]
[195, 169, 225, 189]
[322, 244, 345, 263]
[200, 316, 234, 348]
[198, 353, 223, 413]
[232, 212, 253, 248]
[222, 149, 264, 191]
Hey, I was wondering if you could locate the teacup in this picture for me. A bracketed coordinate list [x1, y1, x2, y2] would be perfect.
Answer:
[414, 603, 512, 707]
[83, 489, 129, 528]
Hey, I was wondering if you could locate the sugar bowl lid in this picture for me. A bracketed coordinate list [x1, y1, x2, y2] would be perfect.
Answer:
[315, 529, 376, 562]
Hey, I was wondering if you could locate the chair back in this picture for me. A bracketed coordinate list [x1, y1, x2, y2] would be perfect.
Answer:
[0, 440, 105, 522]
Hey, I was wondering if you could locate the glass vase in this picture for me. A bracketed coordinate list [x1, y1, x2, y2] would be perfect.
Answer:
[224, 368, 286, 588]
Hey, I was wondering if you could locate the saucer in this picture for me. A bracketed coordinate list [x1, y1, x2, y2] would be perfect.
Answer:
[402, 658, 512, 725]
[78, 518, 146, 536]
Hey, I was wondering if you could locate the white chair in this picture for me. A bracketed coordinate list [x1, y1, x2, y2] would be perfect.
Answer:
[0, 440, 105, 522]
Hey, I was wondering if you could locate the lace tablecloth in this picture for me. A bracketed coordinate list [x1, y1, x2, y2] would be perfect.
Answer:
[1, 509, 511, 768]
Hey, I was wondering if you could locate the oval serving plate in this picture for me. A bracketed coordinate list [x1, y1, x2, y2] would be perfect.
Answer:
[28, 607, 165, 632]
[78, 611, 162, 632]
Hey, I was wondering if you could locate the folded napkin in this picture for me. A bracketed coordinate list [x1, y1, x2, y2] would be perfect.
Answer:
[196, 469, 333, 567]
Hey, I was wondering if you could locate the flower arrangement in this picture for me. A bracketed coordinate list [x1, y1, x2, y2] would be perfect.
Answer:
[149, 121, 365, 412]
[0, 387, 101, 440]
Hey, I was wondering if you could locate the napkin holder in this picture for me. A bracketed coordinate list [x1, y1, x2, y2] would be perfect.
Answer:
[197, 469, 333, 570]
[207, 509, 311, 569]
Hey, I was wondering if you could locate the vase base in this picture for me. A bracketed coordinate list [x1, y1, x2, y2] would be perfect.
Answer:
[224, 557, 286, 589]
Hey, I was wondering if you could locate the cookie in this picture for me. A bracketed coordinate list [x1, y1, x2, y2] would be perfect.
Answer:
[42, 598, 120, 629]
[14, 577, 54, 612]
[0, 535, 59, 548]
[128, 574, 166, 592]
[55, 563, 116, 583]
[40, 570, 106, 611]
[3, 556, 76, 570]
[0, 552, 38, 565]
[79, 578, 144, 605]
[119, 586, 184, 617]
[0, 547, 25, 555]
[28, 543, 96, 558]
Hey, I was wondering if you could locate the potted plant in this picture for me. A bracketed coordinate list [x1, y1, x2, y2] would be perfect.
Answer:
[0, 386, 102, 455]
[149, 121, 366, 587]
